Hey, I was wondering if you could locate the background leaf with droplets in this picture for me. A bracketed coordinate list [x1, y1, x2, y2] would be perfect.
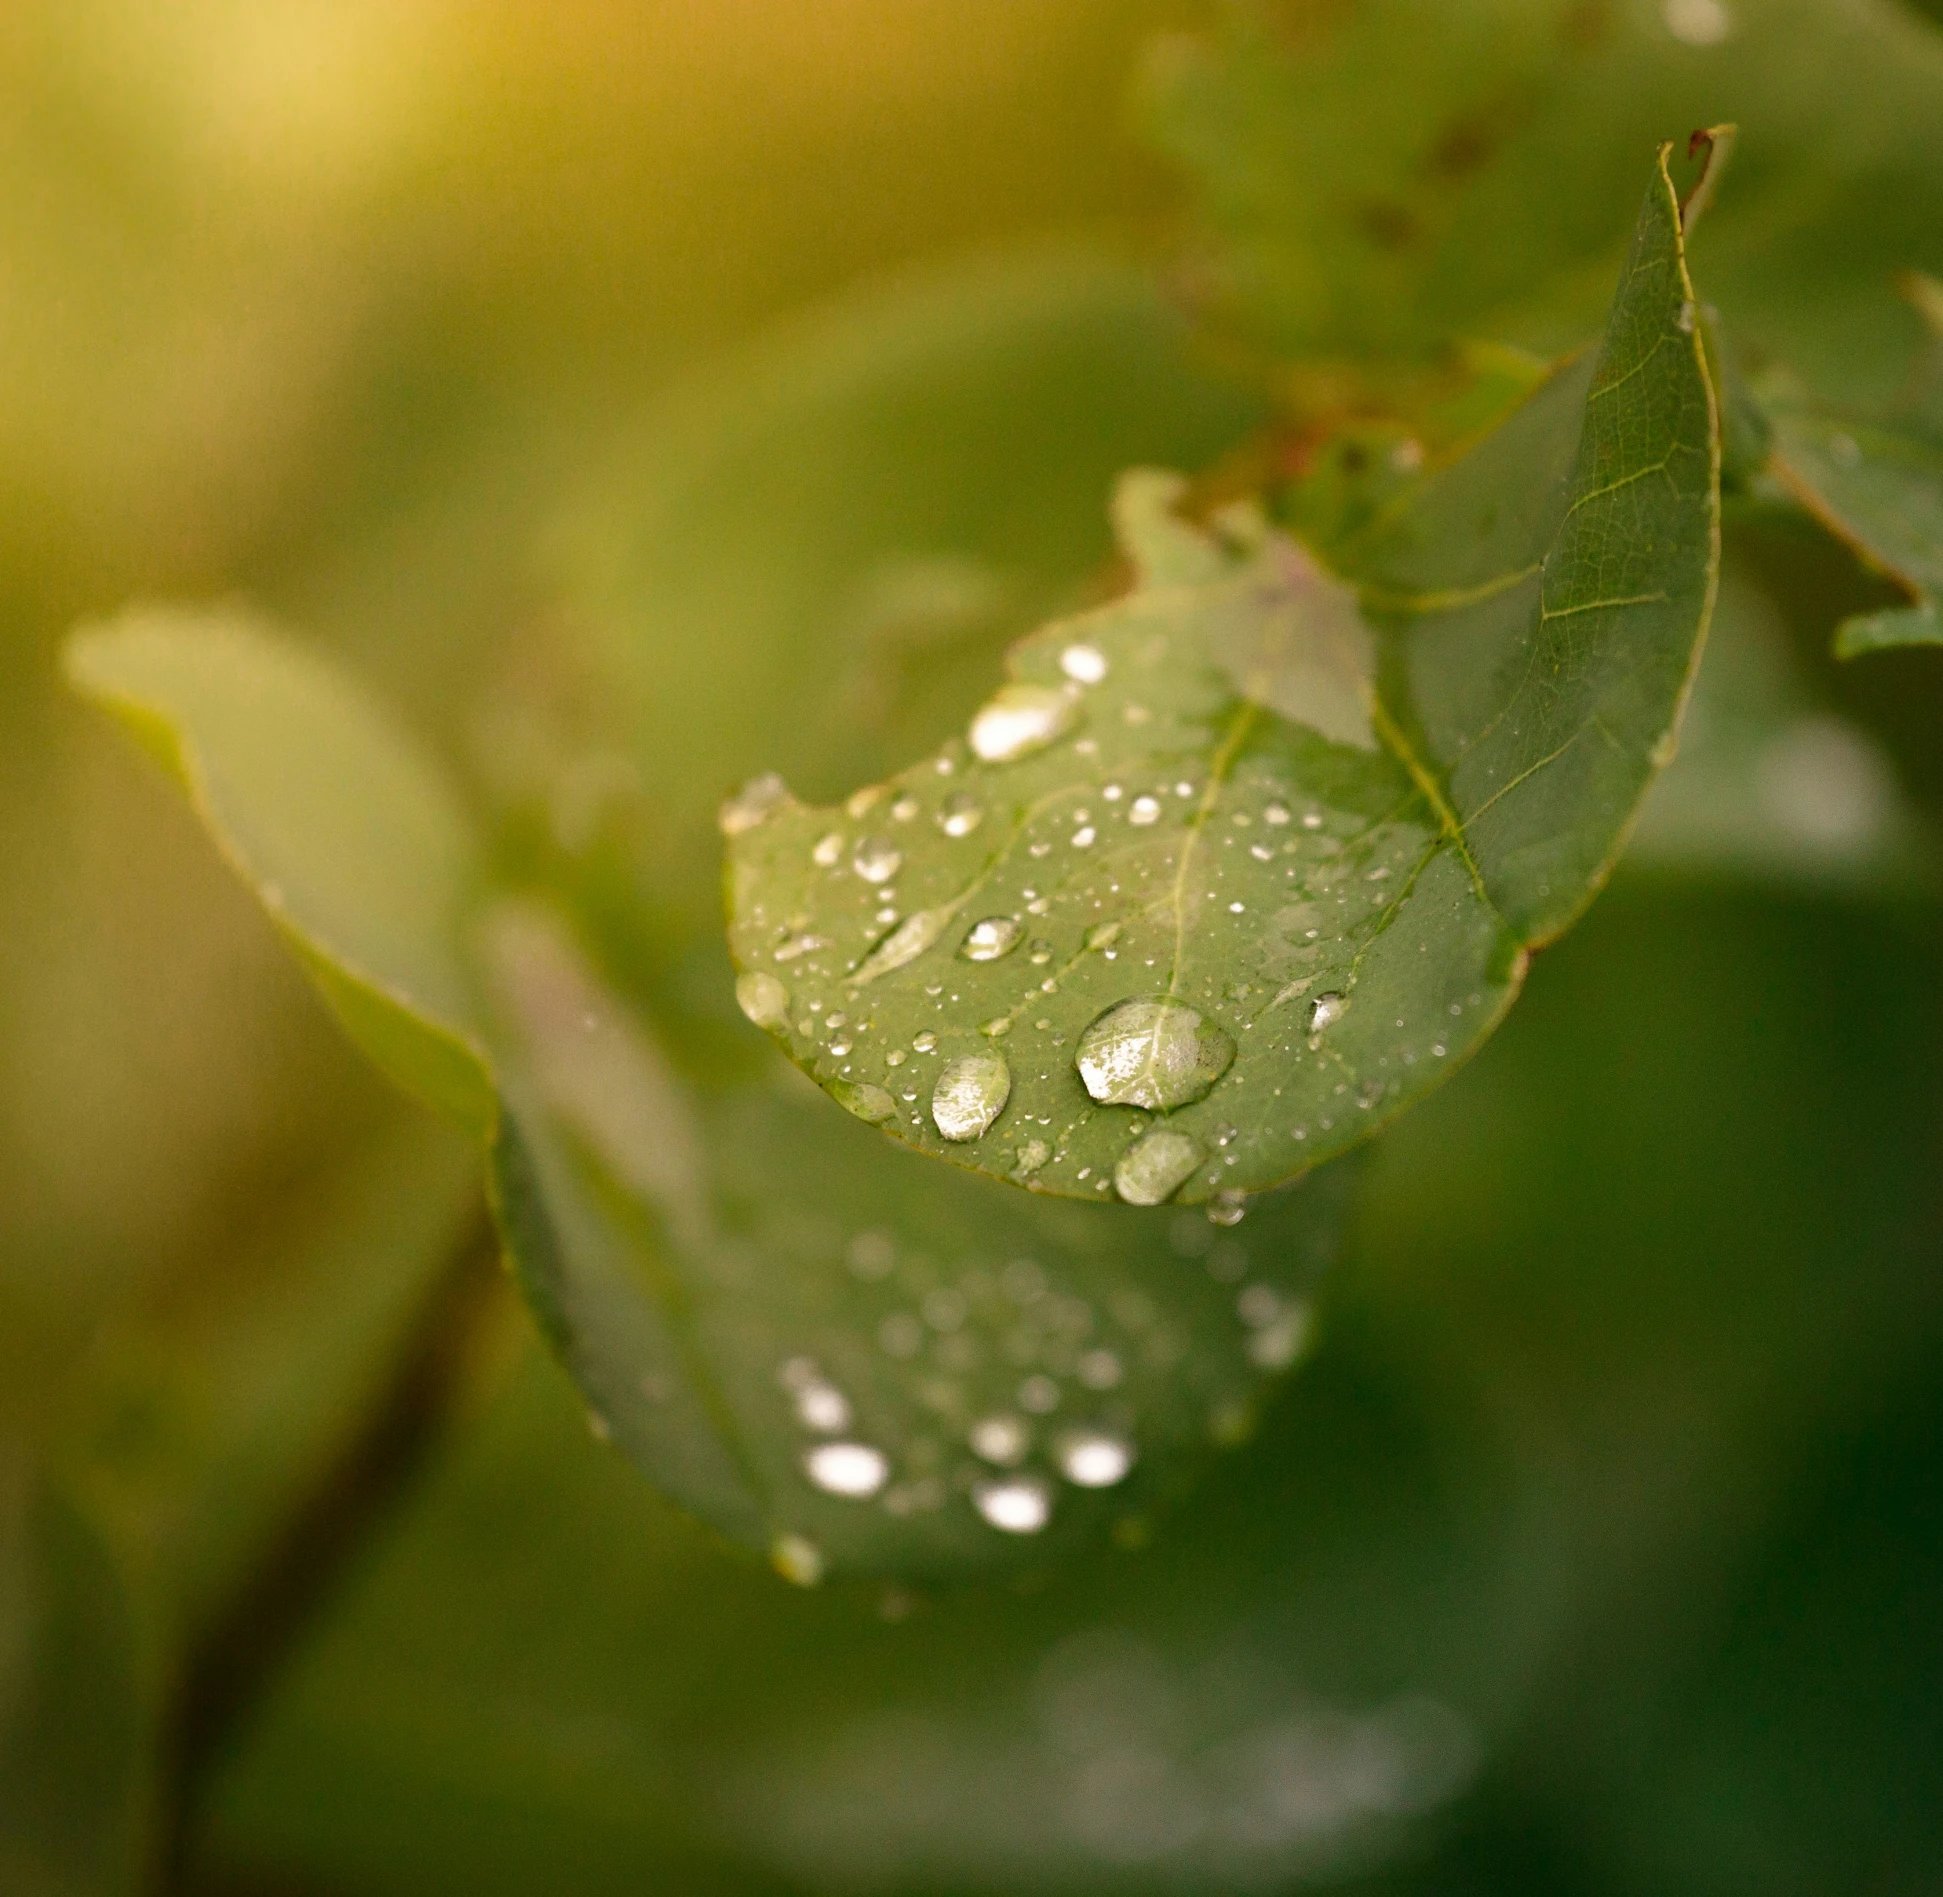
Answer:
[726, 150, 1719, 1207]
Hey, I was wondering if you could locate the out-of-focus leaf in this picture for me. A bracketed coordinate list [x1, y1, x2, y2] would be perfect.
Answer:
[0, 1491, 144, 1897]
[726, 156, 1718, 1204]
[1141, 0, 1943, 414]
[197, 882, 1943, 1897]
[63, 611, 496, 1133]
[67, 614, 1354, 1581]
[1762, 273, 1943, 655]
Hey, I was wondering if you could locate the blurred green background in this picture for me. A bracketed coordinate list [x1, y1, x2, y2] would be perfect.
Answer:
[4, 3, 1942, 1893]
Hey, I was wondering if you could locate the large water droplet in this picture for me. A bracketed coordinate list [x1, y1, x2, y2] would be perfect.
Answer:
[852, 908, 950, 984]
[1059, 642, 1109, 685]
[974, 1475, 1052, 1533]
[1306, 992, 1346, 1033]
[830, 1080, 896, 1123]
[719, 772, 790, 835]
[804, 1442, 890, 1498]
[931, 1052, 1010, 1141]
[969, 685, 1075, 763]
[1056, 1429, 1135, 1488]
[735, 970, 791, 1032]
[1114, 1128, 1205, 1206]
[1076, 998, 1236, 1111]
[937, 791, 984, 837]
[1128, 794, 1162, 826]
[969, 1414, 1030, 1466]
[852, 836, 902, 883]
[960, 916, 1023, 962]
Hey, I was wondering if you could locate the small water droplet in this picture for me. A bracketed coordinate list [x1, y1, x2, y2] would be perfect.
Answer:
[931, 1051, 1011, 1141]
[770, 1533, 824, 1586]
[1307, 992, 1346, 1032]
[811, 831, 843, 867]
[1247, 1303, 1314, 1370]
[852, 908, 950, 984]
[937, 790, 984, 837]
[1071, 825, 1097, 848]
[830, 1080, 896, 1123]
[1128, 794, 1162, 826]
[974, 1476, 1052, 1533]
[1056, 1429, 1135, 1488]
[736, 970, 791, 1032]
[773, 931, 830, 963]
[804, 1442, 890, 1498]
[912, 1030, 939, 1054]
[890, 794, 920, 822]
[969, 684, 1075, 762]
[969, 1414, 1030, 1466]
[852, 836, 902, 883]
[1013, 1138, 1050, 1175]
[961, 916, 1023, 961]
[1077, 998, 1236, 1111]
[1302, 811, 1324, 830]
[1263, 802, 1291, 826]
[1059, 642, 1109, 684]
[1206, 1188, 1247, 1227]
[720, 772, 790, 835]
[788, 1374, 853, 1434]
[1114, 1128, 1205, 1206]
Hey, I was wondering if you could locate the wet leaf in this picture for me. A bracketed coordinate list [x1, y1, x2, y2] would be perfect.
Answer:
[727, 152, 1718, 1205]
[66, 613, 1354, 1580]
[1763, 273, 1943, 657]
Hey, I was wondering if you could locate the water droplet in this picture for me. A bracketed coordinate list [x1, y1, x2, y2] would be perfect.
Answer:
[1071, 825, 1097, 848]
[1128, 794, 1162, 826]
[981, 1015, 1013, 1037]
[1056, 1430, 1135, 1488]
[851, 908, 950, 984]
[1114, 1128, 1205, 1206]
[719, 772, 790, 835]
[1264, 802, 1291, 826]
[974, 1476, 1052, 1533]
[1307, 992, 1346, 1033]
[1076, 998, 1236, 1111]
[772, 931, 830, 963]
[811, 830, 843, 867]
[770, 1533, 824, 1586]
[937, 790, 984, 837]
[735, 970, 791, 1032]
[931, 1051, 1010, 1141]
[969, 684, 1076, 762]
[789, 1376, 853, 1433]
[830, 1080, 896, 1123]
[885, 1048, 907, 1067]
[1059, 642, 1109, 684]
[890, 794, 920, 822]
[1013, 1138, 1050, 1175]
[912, 1030, 939, 1054]
[969, 1414, 1030, 1466]
[1085, 921, 1122, 951]
[852, 836, 902, 883]
[960, 915, 1023, 961]
[1206, 1188, 1247, 1227]
[1247, 1304, 1313, 1370]
[804, 1442, 890, 1498]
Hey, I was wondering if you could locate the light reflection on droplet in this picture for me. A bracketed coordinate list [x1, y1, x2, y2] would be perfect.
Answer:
[852, 836, 902, 883]
[1059, 642, 1109, 684]
[974, 1475, 1053, 1533]
[969, 685, 1075, 762]
[961, 916, 1024, 961]
[969, 1414, 1030, 1466]
[804, 1442, 890, 1498]
[1307, 992, 1346, 1032]
[1128, 795, 1162, 826]
[1056, 1430, 1135, 1488]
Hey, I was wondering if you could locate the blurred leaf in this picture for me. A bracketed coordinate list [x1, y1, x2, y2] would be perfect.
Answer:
[726, 156, 1717, 1205]
[1141, 0, 1943, 413]
[1762, 272, 1943, 655]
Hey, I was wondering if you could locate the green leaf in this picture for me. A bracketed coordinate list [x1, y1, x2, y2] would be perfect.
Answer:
[63, 609, 497, 1135]
[1762, 273, 1943, 657]
[67, 610, 1354, 1581]
[726, 152, 1719, 1205]
[1141, 0, 1943, 414]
